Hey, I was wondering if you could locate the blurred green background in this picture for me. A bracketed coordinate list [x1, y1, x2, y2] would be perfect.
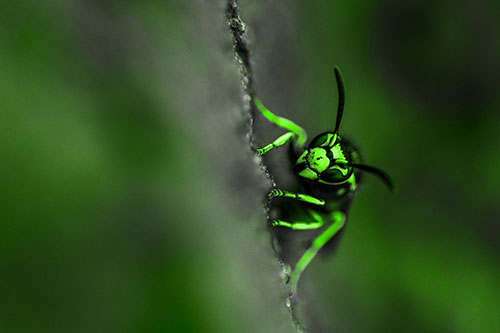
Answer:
[1, 0, 499, 332]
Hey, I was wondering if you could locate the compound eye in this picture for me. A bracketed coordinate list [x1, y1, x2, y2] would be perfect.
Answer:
[320, 168, 347, 183]
[309, 132, 334, 148]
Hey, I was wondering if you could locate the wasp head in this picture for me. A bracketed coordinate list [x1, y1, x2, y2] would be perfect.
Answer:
[293, 132, 355, 185]
[292, 67, 395, 192]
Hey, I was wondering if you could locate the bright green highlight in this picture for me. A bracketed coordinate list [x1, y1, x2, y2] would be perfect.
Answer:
[268, 189, 325, 206]
[256, 132, 294, 156]
[306, 148, 330, 172]
[330, 143, 347, 161]
[271, 208, 324, 230]
[289, 211, 345, 293]
[254, 97, 307, 148]
[298, 168, 318, 180]
[346, 173, 357, 191]
[272, 219, 323, 230]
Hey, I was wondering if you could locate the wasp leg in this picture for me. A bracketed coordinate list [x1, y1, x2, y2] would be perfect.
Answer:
[289, 211, 346, 294]
[271, 209, 324, 230]
[268, 189, 325, 206]
[253, 97, 307, 148]
[255, 132, 294, 156]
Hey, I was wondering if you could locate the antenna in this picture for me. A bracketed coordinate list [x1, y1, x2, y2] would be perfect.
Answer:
[351, 163, 396, 192]
[333, 66, 345, 134]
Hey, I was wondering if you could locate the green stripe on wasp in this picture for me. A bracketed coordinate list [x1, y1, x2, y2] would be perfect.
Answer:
[254, 66, 395, 295]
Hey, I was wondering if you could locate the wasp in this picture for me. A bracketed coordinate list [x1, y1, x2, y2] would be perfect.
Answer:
[254, 67, 394, 295]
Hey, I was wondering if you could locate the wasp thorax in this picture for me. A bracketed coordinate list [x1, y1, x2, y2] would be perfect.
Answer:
[307, 148, 330, 172]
